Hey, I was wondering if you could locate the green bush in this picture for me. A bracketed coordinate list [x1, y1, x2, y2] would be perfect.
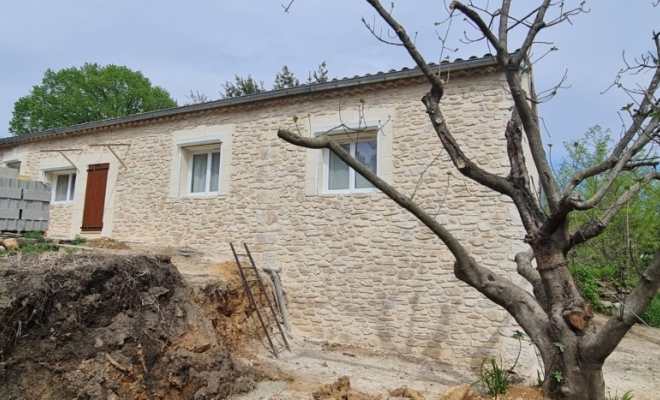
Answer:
[72, 235, 87, 245]
[22, 231, 45, 241]
[570, 265, 604, 312]
[642, 294, 660, 328]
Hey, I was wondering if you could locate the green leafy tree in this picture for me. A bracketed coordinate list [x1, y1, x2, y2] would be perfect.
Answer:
[9, 63, 177, 135]
[220, 75, 265, 99]
[559, 126, 660, 314]
[273, 65, 300, 89]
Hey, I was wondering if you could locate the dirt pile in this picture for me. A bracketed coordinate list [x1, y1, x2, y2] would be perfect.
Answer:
[0, 253, 254, 399]
[313, 376, 383, 400]
[83, 237, 131, 250]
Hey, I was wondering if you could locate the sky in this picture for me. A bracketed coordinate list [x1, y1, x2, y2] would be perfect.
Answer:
[0, 0, 658, 161]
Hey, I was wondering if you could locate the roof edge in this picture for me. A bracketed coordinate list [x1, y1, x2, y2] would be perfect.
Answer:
[0, 54, 499, 147]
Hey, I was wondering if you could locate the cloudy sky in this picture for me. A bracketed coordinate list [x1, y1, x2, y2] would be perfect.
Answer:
[1, 1, 657, 160]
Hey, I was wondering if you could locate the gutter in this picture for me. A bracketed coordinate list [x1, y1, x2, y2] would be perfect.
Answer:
[0, 55, 498, 148]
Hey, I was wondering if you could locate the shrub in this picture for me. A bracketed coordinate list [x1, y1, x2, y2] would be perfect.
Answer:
[570, 264, 604, 312]
[642, 294, 660, 328]
[72, 235, 87, 245]
[22, 231, 45, 241]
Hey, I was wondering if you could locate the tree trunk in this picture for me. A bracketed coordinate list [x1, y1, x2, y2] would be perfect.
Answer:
[543, 355, 605, 400]
[531, 244, 606, 399]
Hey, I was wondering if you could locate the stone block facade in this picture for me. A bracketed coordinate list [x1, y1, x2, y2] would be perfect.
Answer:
[0, 68, 538, 370]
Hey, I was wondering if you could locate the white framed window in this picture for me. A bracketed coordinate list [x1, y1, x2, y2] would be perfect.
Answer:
[324, 135, 378, 193]
[52, 172, 76, 203]
[188, 150, 221, 195]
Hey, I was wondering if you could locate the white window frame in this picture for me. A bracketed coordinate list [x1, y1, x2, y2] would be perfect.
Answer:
[322, 132, 379, 194]
[52, 172, 76, 204]
[187, 149, 221, 196]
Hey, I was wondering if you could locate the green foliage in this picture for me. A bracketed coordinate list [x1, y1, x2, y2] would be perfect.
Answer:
[221, 74, 266, 98]
[560, 126, 660, 319]
[570, 265, 605, 312]
[183, 90, 210, 105]
[552, 371, 564, 383]
[472, 358, 511, 396]
[607, 390, 634, 400]
[22, 231, 45, 241]
[0, 242, 58, 257]
[9, 63, 177, 135]
[642, 294, 660, 327]
[72, 235, 88, 245]
[308, 61, 329, 84]
[553, 342, 566, 353]
[222, 62, 330, 98]
[273, 66, 300, 89]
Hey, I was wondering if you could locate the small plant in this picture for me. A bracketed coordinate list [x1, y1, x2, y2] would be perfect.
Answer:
[552, 371, 564, 383]
[472, 358, 511, 396]
[72, 235, 87, 245]
[607, 390, 634, 400]
[22, 231, 45, 241]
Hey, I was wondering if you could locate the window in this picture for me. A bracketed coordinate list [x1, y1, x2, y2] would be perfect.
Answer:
[325, 136, 378, 193]
[53, 172, 76, 203]
[189, 151, 220, 194]
[5, 162, 20, 170]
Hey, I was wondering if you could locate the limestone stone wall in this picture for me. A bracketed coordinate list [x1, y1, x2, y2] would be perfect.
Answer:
[2, 71, 538, 370]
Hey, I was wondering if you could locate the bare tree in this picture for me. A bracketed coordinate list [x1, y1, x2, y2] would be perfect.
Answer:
[278, 1, 660, 399]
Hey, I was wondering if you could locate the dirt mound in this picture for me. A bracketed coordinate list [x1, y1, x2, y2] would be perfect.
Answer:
[83, 237, 130, 249]
[0, 253, 254, 399]
[313, 376, 384, 400]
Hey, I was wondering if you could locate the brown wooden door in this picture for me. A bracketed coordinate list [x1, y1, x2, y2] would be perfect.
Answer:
[81, 163, 109, 231]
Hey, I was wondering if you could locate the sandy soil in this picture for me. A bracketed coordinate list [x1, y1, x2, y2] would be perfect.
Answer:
[599, 314, 660, 399]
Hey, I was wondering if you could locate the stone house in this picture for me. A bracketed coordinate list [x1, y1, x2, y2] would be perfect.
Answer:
[0, 55, 537, 369]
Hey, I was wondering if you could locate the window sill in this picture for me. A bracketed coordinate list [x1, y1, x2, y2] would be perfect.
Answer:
[184, 192, 223, 198]
[318, 190, 380, 197]
[51, 201, 74, 205]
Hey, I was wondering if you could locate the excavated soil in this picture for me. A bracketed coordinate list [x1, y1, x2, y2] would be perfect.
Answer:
[83, 237, 131, 250]
[0, 253, 257, 399]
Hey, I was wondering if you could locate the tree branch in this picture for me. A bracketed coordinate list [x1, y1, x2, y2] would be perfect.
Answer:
[512, 0, 552, 66]
[569, 170, 660, 248]
[505, 116, 546, 230]
[421, 90, 515, 197]
[582, 246, 660, 363]
[515, 249, 548, 310]
[498, 0, 513, 49]
[277, 128, 551, 346]
[449, 1, 506, 57]
[365, 0, 445, 95]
